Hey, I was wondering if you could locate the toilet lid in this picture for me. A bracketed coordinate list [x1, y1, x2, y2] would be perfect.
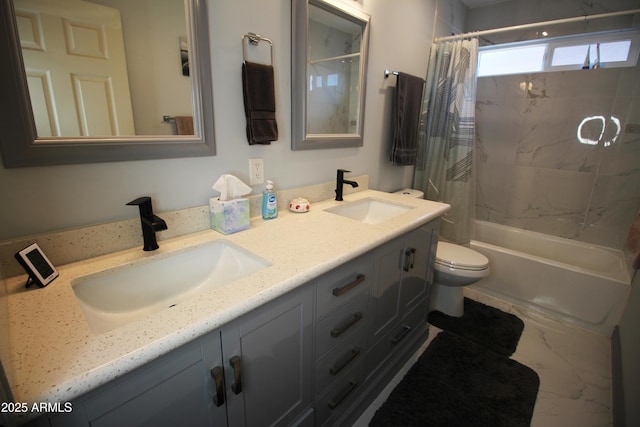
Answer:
[436, 241, 489, 271]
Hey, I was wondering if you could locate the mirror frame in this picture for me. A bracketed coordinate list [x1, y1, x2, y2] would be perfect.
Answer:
[291, 0, 370, 150]
[0, 0, 215, 168]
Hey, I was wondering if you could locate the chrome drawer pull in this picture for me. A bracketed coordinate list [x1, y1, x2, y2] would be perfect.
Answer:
[328, 380, 358, 410]
[329, 347, 361, 376]
[330, 312, 363, 337]
[332, 274, 366, 297]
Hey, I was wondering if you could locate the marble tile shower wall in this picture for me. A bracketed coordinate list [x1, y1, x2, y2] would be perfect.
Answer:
[475, 62, 640, 249]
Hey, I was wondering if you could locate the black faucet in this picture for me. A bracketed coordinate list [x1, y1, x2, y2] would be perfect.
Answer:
[335, 169, 359, 201]
[126, 197, 168, 251]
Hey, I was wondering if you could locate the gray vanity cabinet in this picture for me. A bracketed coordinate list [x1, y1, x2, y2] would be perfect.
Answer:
[221, 285, 314, 427]
[366, 221, 439, 380]
[314, 221, 440, 427]
[33, 219, 442, 427]
[46, 333, 224, 427]
[398, 222, 439, 312]
[44, 286, 314, 427]
[311, 255, 373, 426]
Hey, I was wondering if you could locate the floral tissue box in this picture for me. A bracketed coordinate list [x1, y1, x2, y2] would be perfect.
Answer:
[209, 198, 250, 234]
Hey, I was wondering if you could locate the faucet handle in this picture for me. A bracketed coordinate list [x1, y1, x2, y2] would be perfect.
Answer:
[126, 196, 151, 205]
[127, 196, 153, 217]
[337, 169, 351, 182]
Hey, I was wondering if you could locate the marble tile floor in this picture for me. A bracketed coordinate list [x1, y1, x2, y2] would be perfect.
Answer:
[354, 289, 612, 426]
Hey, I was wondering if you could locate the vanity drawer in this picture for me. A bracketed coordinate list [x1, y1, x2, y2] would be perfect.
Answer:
[315, 292, 369, 359]
[316, 254, 373, 320]
[314, 362, 366, 427]
[315, 328, 367, 395]
[365, 299, 427, 380]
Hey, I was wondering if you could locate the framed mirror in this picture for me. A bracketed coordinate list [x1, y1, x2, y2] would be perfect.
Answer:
[291, 0, 370, 150]
[0, 0, 215, 168]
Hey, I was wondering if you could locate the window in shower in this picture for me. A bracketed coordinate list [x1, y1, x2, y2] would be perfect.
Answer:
[477, 28, 640, 77]
[548, 30, 639, 71]
[478, 44, 547, 76]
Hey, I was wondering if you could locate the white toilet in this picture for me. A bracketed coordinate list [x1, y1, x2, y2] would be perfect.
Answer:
[393, 188, 490, 317]
[430, 241, 489, 316]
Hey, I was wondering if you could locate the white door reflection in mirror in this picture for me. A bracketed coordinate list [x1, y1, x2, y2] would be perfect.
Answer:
[17, 0, 135, 137]
[0, 0, 215, 167]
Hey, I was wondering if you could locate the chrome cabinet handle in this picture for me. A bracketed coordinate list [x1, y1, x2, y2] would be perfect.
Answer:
[330, 347, 361, 376]
[210, 366, 225, 407]
[230, 356, 242, 394]
[330, 312, 363, 338]
[332, 274, 366, 297]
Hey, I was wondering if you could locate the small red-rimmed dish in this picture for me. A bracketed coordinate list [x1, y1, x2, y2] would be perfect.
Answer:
[288, 197, 310, 213]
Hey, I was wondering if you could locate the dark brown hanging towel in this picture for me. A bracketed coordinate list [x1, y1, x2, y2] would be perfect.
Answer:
[390, 72, 424, 165]
[242, 61, 278, 145]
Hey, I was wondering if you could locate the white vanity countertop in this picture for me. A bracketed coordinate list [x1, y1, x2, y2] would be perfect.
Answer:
[4, 190, 449, 407]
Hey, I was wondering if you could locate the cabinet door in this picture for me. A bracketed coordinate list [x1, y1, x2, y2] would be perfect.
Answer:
[202, 330, 232, 427]
[223, 286, 313, 427]
[369, 236, 405, 342]
[370, 223, 439, 344]
[399, 224, 437, 311]
[80, 339, 220, 427]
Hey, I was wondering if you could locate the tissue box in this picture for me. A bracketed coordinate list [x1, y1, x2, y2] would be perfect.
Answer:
[209, 198, 250, 234]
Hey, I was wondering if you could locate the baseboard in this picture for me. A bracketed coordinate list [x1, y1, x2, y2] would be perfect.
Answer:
[611, 325, 625, 427]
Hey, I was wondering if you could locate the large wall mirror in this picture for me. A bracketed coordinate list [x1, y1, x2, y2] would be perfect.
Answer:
[292, 0, 370, 150]
[0, 0, 215, 168]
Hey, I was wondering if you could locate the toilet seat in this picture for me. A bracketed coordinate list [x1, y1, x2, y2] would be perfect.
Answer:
[435, 241, 489, 271]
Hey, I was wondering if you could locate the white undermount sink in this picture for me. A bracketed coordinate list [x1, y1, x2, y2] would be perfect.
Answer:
[324, 197, 414, 224]
[72, 240, 271, 333]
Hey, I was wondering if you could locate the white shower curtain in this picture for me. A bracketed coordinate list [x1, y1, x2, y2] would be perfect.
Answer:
[414, 38, 479, 245]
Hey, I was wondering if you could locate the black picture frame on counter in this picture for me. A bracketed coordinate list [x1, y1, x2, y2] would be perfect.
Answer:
[15, 243, 59, 288]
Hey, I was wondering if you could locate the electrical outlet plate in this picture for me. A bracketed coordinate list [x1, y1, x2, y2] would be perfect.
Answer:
[249, 158, 264, 185]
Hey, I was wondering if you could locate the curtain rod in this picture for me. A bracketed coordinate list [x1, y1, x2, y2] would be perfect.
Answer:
[435, 8, 640, 42]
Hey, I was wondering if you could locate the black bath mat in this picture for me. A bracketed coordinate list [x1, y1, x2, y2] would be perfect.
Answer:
[369, 331, 540, 427]
[428, 298, 524, 356]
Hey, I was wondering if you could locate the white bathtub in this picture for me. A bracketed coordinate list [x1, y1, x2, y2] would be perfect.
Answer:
[469, 220, 631, 336]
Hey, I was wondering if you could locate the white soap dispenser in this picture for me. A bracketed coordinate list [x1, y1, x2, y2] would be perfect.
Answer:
[262, 180, 278, 220]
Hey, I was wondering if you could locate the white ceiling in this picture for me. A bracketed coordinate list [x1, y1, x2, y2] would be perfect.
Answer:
[461, 0, 509, 9]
